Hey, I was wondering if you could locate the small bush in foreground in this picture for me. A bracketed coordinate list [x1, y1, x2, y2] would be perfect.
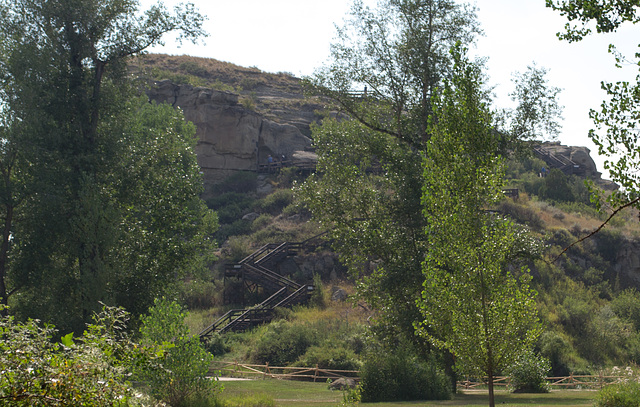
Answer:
[359, 348, 451, 402]
[138, 298, 221, 407]
[0, 305, 137, 406]
[505, 350, 550, 393]
[595, 382, 640, 407]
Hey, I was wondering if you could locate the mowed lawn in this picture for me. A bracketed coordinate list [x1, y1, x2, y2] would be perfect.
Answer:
[218, 378, 597, 407]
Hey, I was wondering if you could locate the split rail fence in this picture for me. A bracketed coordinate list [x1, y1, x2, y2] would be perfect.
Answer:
[210, 360, 359, 382]
[210, 361, 634, 390]
[458, 373, 633, 390]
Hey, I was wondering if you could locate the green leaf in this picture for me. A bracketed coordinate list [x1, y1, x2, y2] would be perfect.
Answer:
[61, 332, 74, 348]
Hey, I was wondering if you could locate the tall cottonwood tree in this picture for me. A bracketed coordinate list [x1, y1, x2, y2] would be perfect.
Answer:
[0, 0, 215, 331]
[301, 0, 558, 364]
[300, 0, 482, 361]
[418, 48, 541, 407]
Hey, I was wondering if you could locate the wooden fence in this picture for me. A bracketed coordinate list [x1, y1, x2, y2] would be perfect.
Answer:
[210, 360, 359, 382]
[211, 361, 633, 390]
[458, 372, 631, 390]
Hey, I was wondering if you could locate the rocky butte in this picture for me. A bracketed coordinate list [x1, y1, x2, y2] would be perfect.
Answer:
[147, 80, 318, 199]
[142, 55, 616, 196]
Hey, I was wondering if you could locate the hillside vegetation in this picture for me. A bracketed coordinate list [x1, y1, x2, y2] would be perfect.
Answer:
[141, 54, 640, 382]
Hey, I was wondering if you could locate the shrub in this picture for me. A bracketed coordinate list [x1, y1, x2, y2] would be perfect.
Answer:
[251, 213, 273, 231]
[359, 348, 451, 402]
[179, 279, 220, 310]
[260, 189, 294, 214]
[595, 382, 640, 407]
[249, 321, 318, 366]
[308, 274, 327, 309]
[296, 345, 361, 371]
[505, 350, 550, 393]
[204, 333, 231, 357]
[137, 298, 221, 407]
[215, 172, 258, 194]
[0, 305, 137, 406]
[497, 200, 544, 229]
[207, 192, 257, 224]
[225, 235, 252, 262]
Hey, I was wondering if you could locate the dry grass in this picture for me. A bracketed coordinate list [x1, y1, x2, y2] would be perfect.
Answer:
[131, 53, 302, 95]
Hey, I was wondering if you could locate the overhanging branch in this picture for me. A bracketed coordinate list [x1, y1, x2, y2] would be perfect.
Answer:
[552, 196, 640, 263]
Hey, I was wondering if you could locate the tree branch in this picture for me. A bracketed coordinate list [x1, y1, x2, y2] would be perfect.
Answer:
[552, 196, 640, 263]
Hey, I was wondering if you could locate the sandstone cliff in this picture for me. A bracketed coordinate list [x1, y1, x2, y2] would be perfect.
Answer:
[147, 80, 317, 198]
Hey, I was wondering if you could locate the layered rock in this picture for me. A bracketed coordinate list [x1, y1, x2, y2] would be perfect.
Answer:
[147, 80, 314, 197]
[535, 142, 617, 190]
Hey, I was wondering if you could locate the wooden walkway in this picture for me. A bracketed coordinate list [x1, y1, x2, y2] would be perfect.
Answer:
[200, 233, 328, 340]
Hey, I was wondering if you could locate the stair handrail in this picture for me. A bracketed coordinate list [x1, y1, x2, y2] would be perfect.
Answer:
[246, 262, 301, 290]
[274, 285, 313, 308]
[254, 242, 291, 266]
[199, 308, 246, 339]
[238, 243, 281, 265]
[219, 307, 274, 334]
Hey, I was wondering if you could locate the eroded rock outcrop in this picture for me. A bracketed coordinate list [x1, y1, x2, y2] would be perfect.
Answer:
[147, 80, 314, 197]
[535, 142, 617, 190]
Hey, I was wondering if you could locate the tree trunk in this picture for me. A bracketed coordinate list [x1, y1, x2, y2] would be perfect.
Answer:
[488, 372, 495, 407]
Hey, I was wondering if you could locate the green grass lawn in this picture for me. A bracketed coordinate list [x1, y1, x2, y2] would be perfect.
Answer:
[219, 379, 597, 407]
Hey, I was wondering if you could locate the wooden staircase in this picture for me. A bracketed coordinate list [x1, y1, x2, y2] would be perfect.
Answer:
[533, 146, 584, 176]
[199, 241, 317, 340]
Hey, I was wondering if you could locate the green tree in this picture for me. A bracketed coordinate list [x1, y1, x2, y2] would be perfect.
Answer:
[0, 110, 29, 313]
[546, 0, 640, 220]
[417, 48, 542, 407]
[137, 297, 220, 407]
[300, 0, 482, 365]
[300, 1, 559, 393]
[545, 0, 640, 42]
[0, 0, 214, 331]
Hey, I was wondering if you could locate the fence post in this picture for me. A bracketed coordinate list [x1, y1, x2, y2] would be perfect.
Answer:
[235, 359, 238, 374]
[314, 364, 319, 382]
[264, 362, 269, 380]
[599, 371, 603, 389]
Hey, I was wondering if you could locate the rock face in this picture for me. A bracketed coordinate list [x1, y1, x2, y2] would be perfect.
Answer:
[147, 80, 314, 198]
[535, 142, 617, 190]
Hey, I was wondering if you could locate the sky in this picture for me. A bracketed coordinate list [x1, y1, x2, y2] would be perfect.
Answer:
[141, 0, 639, 177]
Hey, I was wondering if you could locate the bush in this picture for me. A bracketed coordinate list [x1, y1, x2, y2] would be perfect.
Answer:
[359, 348, 451, 402]
[0, 305, 137, 406]
[505, 350, 550, 393]
[207, 192, 257, 224]
[249, 321, 318, 366]
[179, 279, 220, 310]
[215, 172, 258, 194]
[296, 345, 361, 371]
[137, 298, 221, 407]
[260, 189, 294, 214]
[497, 200, 544, 230]
[595, 382, 640, 407]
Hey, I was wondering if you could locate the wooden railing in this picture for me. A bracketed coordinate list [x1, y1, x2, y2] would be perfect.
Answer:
[210, 361, 359, 382]
[458, 373, 631, 390]
[210, 362, 633, 390]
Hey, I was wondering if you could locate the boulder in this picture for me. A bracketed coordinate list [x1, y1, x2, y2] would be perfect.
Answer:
[328, 377, 357, 390]
[331, 287, 348, 302]
[242, 212, 260, 221]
